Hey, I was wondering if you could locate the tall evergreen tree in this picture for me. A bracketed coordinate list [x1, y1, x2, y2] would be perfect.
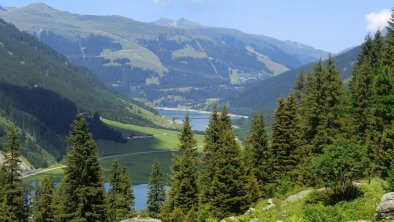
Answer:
[314, 55, 346, 147]
[161, 113, 199, 218]
[199, 104, 221, 204]
[147, 160, 166, 218]
[0, 126, 28, 222]
[299, 57, 346, 154]
[243, 112, 271, 196]
[107, 159, 134, 221]
[372, 66, 394, 132]
[300, 60, 324, 153]
[209, 128, 249, 219]
[33, 176, 55, 222]
[384, 9, 394, 70]
[271, 94, 302, 181]
[56, 115, 107, 222]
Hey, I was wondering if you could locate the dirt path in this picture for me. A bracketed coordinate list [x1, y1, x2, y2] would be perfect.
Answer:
[21, 150, 175, 179]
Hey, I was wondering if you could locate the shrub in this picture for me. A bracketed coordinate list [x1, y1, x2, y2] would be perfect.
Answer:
[303, 204, 343, 222]
[385, 165, 394, 192]
[312, 139, 368, 201]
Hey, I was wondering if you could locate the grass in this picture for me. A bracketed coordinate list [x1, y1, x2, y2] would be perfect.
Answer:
[234, 178, 386, 222]
[172, 46, 208, 59]
[23, 119, 204, 185]
[229, 68, 241, 85]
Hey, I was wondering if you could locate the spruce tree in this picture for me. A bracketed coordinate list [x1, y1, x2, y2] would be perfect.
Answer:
[56, 115, 107, 222]
[299, 61, 324, 153]
[314, 55, 346, 148]
[243, 112, 271, 196]
[385, 164, 394, 192]
[300, 57, 346, 154]
[372, 66, 394, 133]
[33, 176, 55, 222]
[199, 104, 221, 204]
[0, 126, 28, 222]
[209, 129, 249, 219]
[161, 113, 199, 218]
[384, 9, 394, 70]
[147, 160, 166, 218]
[107, 159, 134, 221]
[271, 94, 301, 181]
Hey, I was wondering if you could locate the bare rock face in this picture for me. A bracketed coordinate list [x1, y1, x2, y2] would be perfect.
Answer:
[373, 192, 394, 221]
[120, 218, 162, 222]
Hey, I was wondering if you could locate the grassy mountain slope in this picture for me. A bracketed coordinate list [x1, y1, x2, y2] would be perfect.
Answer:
[0, 3, 329, 108]
[230, 46, 361, 116]
[233, 178, 384, 222]
[0, 18, 173, 167]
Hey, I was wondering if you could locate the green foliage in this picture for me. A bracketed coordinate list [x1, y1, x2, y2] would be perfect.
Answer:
[33, 176, 55, 222]
[0, 126, 28, 222]
[147, 160, 166, 218]
[107, 159, 135, 221]
[184, 206, 197, 222]
[55, 115, 107, 222]
[312, 139, 368, 201]
[303, 203, 343, 222]
[161, 113, 199, 219]
[199, 104, 221, 204]
[197, 204, 212, 222]
[385, 165, 394, 192]
[271, 93, 301, 181]
[209, 129, 249, 219]
[299, 57, 346, 154]
[243, 112, 271, 197]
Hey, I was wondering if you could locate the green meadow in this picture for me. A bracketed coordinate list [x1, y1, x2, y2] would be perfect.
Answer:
[23, 119, 204, 185]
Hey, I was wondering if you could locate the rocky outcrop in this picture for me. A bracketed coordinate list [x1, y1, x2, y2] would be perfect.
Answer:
[282, 189, 313, 206]
[373, 192, 394, 221]
[0, 152, 34, 175]
[262, 198, 275, 211]
[120, 218, 161, 222]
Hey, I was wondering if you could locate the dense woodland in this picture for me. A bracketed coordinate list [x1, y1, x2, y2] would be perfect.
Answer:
[0, 7, 393, 222]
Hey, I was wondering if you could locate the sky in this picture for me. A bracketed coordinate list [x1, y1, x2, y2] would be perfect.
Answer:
[0, 0, 392, 53]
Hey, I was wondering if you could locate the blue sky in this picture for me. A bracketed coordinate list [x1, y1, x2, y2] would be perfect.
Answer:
[0, 0, 392, 53]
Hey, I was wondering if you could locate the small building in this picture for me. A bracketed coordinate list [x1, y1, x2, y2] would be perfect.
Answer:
[126, 133, 154, 140]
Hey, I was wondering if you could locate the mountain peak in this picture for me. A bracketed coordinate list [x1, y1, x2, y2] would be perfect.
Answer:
[23, 3, 56, 11]
[153, 17, 201, 29]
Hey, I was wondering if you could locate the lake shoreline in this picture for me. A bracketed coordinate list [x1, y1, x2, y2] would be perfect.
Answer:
[155, 107, 249, 119]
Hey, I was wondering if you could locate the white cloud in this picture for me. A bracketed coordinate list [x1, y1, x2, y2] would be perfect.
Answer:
[365, 9, 391, 32]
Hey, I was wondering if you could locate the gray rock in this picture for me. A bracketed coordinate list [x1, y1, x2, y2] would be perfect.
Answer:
[262, 198, 275, 211]
[120, 218, 162, 222]
[245, 207, 256, 214]
[282, 189, 313, 205]
[279, 211, 289, 218]
[373, 192, 394, 221]
[220, 216, 235, 222]
[249, 218, 258, 222]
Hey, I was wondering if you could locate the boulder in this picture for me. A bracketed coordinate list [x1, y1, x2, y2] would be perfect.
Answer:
[262, 198, 276, 211]
[249, 218, 258, 222]
[373, 192, 394, 221]
[245, 207, 256, 214]
[282, 189, 313, 206]
[120, 218, 161, 222]
[220, 216, 235, 222]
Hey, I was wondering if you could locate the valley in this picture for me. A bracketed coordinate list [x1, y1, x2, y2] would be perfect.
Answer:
[0, 1, 393, 222]
[0, 3, 328, 109]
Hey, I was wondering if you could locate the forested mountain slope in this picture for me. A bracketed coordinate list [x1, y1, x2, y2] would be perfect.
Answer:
[230, 46, 361, 116]
[0, 19, 172, 167]
[0, 3, 329, 108]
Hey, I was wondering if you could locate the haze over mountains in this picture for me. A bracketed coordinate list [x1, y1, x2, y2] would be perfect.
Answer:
[0, 3, 329, 109]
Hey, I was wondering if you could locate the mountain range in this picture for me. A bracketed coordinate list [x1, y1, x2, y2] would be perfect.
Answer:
[0, 18, 172, 168]
[0, 3, 329, 109]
